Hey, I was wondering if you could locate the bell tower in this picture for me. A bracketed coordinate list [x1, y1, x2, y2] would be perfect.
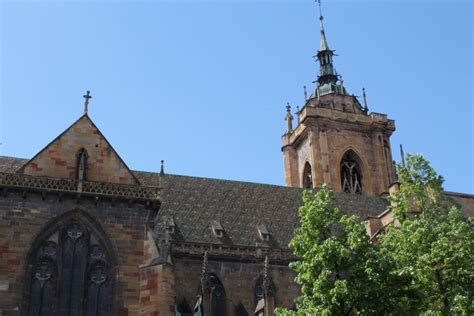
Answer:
[281, 1, 396, 196]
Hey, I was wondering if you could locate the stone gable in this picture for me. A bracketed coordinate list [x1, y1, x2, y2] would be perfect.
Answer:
[18, 115, 139, 185]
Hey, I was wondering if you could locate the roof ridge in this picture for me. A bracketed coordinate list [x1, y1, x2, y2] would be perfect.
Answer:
[134, 170, 304, 190]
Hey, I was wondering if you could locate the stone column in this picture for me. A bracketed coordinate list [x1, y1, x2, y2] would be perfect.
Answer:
[318, 129, 332, 187]
[371, 131, 386, 195]
[309, 129, 324, 188]
[282, 145, 299, 187]
[138, 263, 175, 315]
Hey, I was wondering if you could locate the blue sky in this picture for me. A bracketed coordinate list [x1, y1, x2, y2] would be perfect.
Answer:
[1, 0, 472, 193]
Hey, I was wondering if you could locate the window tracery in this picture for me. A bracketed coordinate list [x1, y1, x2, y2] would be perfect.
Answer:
[209, 275, 225, 316]
[27, 219, 111, 316]
[340, 151, 363, 194]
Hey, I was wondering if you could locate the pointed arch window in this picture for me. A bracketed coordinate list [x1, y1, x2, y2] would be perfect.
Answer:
[254, 275, 275, 309]
[76, 148, 88, 181]
[340, 151, 363, 194]
[302, 162, 313, 189]
[209, 275, 225, 316]
[26, 218, 112, 316]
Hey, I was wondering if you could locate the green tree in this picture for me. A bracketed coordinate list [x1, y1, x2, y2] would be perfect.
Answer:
[277, 154, 473, 315]
[380, 154, 474, 315]
[276, 186, 408, 316]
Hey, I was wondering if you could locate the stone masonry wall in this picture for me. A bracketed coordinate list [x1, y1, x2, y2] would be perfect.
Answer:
[139, 264, 175, 316]
[174, 256, 299, 316]
[0, 190, 151, 315]
[21, 115, 138, 185]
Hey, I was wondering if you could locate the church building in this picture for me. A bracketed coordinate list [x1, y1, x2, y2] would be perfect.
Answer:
[0, 3, 472, 316]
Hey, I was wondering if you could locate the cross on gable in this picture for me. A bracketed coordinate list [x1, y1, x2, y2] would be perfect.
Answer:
[83, 90, 92, 114]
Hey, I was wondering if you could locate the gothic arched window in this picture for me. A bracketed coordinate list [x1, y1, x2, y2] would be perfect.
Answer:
[209, 275, 225, 316]
[254, 277, 264, 308]
[254, 275, 275, 309]
[76, 148, 88, 181]
[26, 217, 112, 316]
[340, 151, 363, 194]
[302, 162, 313, 189]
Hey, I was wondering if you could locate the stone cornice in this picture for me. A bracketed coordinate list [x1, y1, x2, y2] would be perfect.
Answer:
[171, 241, 297, 264]
[282, 106, 395, 148]
[0, 172, 160, 204]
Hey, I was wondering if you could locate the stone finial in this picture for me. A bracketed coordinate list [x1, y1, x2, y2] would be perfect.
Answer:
[83, 90, 92, 114]
[304, 85, 308, 101]
[362, 88, 369, 113]
[295, 106, 300, 125]
[160, 160, 165, 175]
[262, 255, 274, 297]
[285, 103, 294, 134]
[200, 251, 210, 292]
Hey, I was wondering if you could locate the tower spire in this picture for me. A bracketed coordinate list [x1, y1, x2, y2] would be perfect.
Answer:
[317, 0, 329, 51]
[314, 0, 347, 97]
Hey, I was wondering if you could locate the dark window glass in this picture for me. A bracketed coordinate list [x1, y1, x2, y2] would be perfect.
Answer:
[209, 275, 225, 316]
[303, 162, 313, 189]
[29, 261, 56, 316]
[76, 148, 88, 181]
[27, 221, 111, 316]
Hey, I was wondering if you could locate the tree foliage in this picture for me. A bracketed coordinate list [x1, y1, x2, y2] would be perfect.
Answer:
[380, 154, 474, 315]
[275, 186, 407, 315]
[277, 154, 474, 315]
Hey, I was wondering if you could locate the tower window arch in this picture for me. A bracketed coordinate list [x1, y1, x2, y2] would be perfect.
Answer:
[302, 162, 313, 189]
[25, 215, 113, 316]
[340, 150, 363, 194]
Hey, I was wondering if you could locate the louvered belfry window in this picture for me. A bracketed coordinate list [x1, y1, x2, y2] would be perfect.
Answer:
[28, 221, 111, 316]
[340, 151, 363, 194]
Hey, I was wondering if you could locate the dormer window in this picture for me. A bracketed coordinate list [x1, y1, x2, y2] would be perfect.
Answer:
[164, 216, 176, 234]
[257, 224, 270, 241]
[212, 221, 224, 238]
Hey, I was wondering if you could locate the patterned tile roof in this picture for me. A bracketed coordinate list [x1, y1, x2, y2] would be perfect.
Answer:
[0, 156, 389, 249]
[0, 156, 27, 173]
[136, 172, 389, 248]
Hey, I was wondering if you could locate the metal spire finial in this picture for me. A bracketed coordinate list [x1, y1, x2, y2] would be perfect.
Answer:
[362, 88, 369, 113]
[317, 0, 324, 29]
[83, 90, 92, 114]
[400, 144, 406, 167]
[160, 160, 165, 175]
[316, 0, 330, 51]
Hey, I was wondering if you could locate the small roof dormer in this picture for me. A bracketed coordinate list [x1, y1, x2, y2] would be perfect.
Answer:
[257, 224, 270, 242]
[211, 220, 224, 238]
